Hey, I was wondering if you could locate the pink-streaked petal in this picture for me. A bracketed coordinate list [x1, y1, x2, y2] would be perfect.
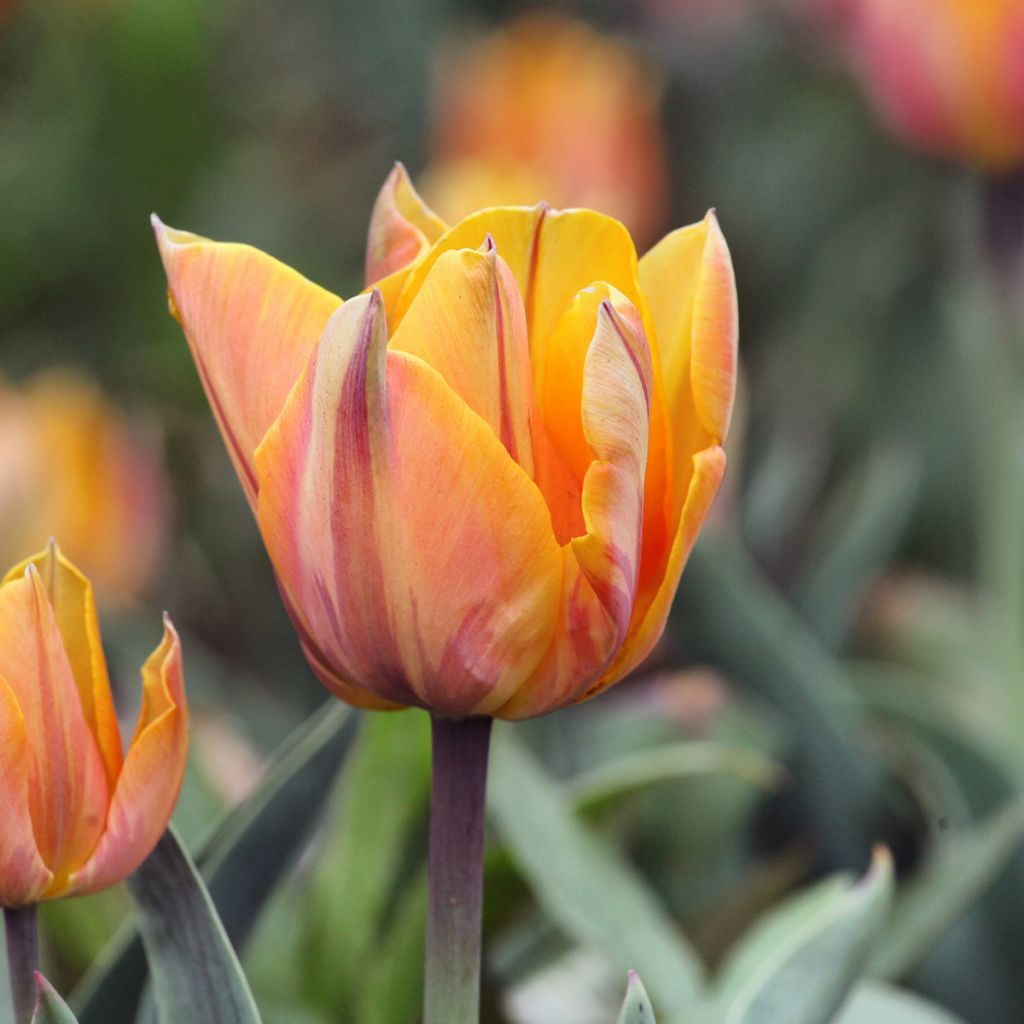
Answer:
[0, 675, 53, 907]
[365, 163, 448, 289]
[152, 216, 342, 507]
[70, 617, 188, 896]
[256, 292, 563, 717]
[0, 568, 109, 895]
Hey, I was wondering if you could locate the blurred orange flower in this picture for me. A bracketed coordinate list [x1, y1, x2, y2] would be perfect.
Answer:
[0, 373, 169, 606]
[843, 0, 1024, 169]
[0, 543, 187, 907]
[154, 165, 736, 719]
[420, 13, 670, 246]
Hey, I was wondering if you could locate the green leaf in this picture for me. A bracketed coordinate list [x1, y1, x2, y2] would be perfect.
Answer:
[714, 848, 893, 1024]
[836, 983, 966, 1024]
[617, 971, 656, 1024]
[126, 827, 262, 1024]
[488, 727, 706, 1015]
[74, 701, 359, 1024]
[869, 800, 1024, 981]
[31, 975, 80, 1024]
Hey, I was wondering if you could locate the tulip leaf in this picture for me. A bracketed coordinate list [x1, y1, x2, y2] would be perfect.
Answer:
[73, 701, 360, 1024]
[488, 727, 706, 1015]
[713, 848, 892, 1024]
[29, 975, 80, 1024]
[126, 826, 262, 1023]
[869, 800, 1024, 981]
[616, 971, 655, 1024]
[835, 983, 966, 1024]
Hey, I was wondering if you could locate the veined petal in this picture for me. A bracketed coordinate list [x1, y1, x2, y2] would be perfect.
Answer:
[5, 542, 122, 788]
[256, 292, 563, 718]
[0, 568, 109, 895]
[71, 617, 188, 896]
[389, 242, 535, 473]
[0, 676, 53, 906]
[365, 163, 447, 289]
[152, 216, 342, 506]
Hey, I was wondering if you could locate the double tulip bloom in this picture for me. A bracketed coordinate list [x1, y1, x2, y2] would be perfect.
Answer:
[154, 165, 737, 719]
[0, 543, 187, 908]
[842, 0, 1024, 169]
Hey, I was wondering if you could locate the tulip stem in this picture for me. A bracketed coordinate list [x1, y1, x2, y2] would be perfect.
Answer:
[424, 714, 493, 1024]
[4, 905, 38, 1024]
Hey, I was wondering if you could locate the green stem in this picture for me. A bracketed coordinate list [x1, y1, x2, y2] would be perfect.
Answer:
[4, 905, 39, 1024]
[423, 714, 493, 1024]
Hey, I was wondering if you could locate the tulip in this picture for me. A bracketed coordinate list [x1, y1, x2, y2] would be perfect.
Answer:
[153, 165, 736, 721]
[0, 372, 169, 606]
[841, 0, 1024, 169]
[419, 13, 669, 245]
[0, 541, 187, 908]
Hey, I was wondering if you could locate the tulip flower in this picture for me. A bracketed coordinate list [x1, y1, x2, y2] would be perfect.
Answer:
[153, 165, 737, 721]
[0, 372, 169, 606]
[0, 542, 187, 908]
[419, 13, 669, 245]
[841, 0, 1024, 169]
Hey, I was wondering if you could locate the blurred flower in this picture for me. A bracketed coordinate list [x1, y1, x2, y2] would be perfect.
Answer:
[420, 13, 669, 246]
[0, 542, 187, 907]
[153, 164, 737, 719]
[841, 0, 1024, 169]
[0, 372, 170, 606]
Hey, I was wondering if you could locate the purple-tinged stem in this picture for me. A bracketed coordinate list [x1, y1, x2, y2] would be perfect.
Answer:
[424, 714, 493, 1024]
[4, 905, 38, 1024]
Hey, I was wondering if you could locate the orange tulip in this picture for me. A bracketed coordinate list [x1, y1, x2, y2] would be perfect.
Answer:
[0, 372, 169, 606]
[420, 13, 669, 246]
[0, 542, 187, 907]
[842, 0, 1024, 169]
[153, 165, 737, 718]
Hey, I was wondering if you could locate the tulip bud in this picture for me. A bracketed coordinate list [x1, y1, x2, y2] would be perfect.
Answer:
[153, 167, 737, 719]
[0, 542, 187, 907]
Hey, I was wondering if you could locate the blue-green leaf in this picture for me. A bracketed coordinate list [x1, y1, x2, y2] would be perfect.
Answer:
[617, 971, 656, 1024]
[30, 975, 79, 1024]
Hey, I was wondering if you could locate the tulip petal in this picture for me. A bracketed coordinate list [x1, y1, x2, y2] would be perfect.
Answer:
[153, 216, 342, 506]
[71, 617, 188, 896]
[388, 242, 535, 473]
[0, 676, 53, 906]
[0, 568, 109, 895]
[5, 542, 123, 788]
[256, 291, 563, 717]
[365, 163, 447, 289]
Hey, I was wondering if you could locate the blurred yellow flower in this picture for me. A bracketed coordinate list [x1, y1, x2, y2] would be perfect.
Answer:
[420, 13, 670, 245]
[0, 373, 169, 606]
[0, 542, 187, 907]
[154, 165, 737, 719]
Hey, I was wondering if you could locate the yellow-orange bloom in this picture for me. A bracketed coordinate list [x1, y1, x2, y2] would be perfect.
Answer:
[843, 0, 1024, 169]
[0, 372, 169, 606]
[153, 165, 737, 719]
[420, 13, 669, 246]
[0, 543, 187, 907]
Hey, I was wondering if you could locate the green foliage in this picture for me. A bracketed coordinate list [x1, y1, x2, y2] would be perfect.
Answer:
[30, 977, 79, 1024]
[617, 972, 655, 1024]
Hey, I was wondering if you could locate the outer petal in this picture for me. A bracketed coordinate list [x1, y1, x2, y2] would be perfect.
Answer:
[0, 567, 109, 895]
[365, 163, 447, 289]
[70, 617, 188, 896]
[0, 675, 53, 906]
[499, 299, 653, 718]
[5, 542, 122, 787]
[152, 216, 342, 506]
[255, 292, 563, 717]
[388, 241, 535, 473]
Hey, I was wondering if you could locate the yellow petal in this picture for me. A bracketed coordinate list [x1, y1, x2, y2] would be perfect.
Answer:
[5, 541, 122, 788]
[0, 566, 110, 895]
[153, 216, 342, 506]
[0, 675, 53, 906]
[365, 163, 447, 288]
[255, 292, 564, 717]
[71, 617, 188, 896]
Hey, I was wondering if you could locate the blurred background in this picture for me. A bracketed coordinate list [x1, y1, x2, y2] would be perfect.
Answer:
[2, 0, 1024, 1022]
